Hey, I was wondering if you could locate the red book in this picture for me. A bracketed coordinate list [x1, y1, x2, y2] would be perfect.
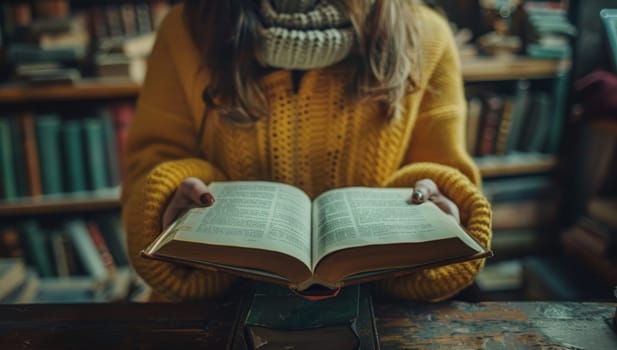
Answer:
[111, 103, 135, 181]
[19, 113, 42, 197]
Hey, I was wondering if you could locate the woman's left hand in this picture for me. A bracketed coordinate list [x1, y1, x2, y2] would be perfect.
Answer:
[410, 178, 460, 224]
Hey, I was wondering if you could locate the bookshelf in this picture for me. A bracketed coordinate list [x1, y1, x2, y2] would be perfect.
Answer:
[0, 188, 120, 217]
[462, 57, 571, 82]
[0, 79, 140, 103]
[0, 56, 570, 214]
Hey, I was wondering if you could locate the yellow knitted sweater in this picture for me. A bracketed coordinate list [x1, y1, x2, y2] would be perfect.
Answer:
[121, 4, 492, 302]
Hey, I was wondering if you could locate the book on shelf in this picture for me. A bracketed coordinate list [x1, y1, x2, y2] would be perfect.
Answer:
[143, 181, 491, 294]
[20, 220, 55, 278]
[8, 117, 30, 198]
[504, 80, 531, 155]
[60, 120, 87, 193]
[0, 118, 18, 200]
[0, 227, 25, 258]
[83, 117, 110, 191]
[35, 114, 63, 195]
[242, 282, 378, 350]
[0, 258, 27, 301]
[587, 197, 617, 231]
[20, 113, 43, 197]
[1, 268, 40, 304]
[63, 219, 111, 284]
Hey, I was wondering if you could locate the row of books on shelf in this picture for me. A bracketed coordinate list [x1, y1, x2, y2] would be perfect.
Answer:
[466, 80, 561, 158]
[0, 214, 150, 303]
[1, 0, 174, 84]
[0, 102, 134, 201]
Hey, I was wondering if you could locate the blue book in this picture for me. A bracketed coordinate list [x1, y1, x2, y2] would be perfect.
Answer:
[82, 118, 109, 190]
[60, 120, 87, 193]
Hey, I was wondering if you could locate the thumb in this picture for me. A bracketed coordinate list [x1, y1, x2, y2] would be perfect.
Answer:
[179, 177, 214, 206]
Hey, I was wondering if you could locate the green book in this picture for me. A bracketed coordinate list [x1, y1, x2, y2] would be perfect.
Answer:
[8, 118, 29, 197]
[35, 115, 64, 195]
[243, 283, 377, 350]
[83, 118, 109, 190]
[61, 120, 87, 193]
[19, 220, 54, 278]
[0, 118, 18, 200]
[98, 109, 121, 187]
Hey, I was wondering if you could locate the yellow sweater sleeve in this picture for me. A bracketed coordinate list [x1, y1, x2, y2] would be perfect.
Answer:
[377, 163, 491, 301]
[375, 14, 491, 301]
[121, 9, 237, 300]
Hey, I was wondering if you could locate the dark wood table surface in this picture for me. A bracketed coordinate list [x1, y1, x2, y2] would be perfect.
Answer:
[1, 300, 616, 349]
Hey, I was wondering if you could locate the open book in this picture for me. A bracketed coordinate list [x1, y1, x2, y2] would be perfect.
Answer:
[143, 181, 491, 292]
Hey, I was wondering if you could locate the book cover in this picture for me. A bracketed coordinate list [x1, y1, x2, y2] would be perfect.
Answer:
[144, 181, 491, 294]
[35, 114, 64, 195]
[60, 120, 87, 193]
[244, 283, 364, 350]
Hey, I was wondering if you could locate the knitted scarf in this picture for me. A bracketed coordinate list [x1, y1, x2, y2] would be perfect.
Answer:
[257, 0, 355, 70]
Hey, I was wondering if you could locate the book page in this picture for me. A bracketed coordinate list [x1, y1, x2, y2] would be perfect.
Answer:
[170, 181, 313, 269]
[312, 187, 482, 266]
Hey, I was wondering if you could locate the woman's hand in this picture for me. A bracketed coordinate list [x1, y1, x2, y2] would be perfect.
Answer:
[161, 177, 215, 230]
[410, 178, 460, 224]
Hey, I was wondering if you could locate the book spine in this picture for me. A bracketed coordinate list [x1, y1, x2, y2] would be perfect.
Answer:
[8, 117, 29, 197]
[504, 80, 531, 154]
[86, 221, 117, 276]
[60, 120, 87, 193]
[0, 227, 25, 258]
[19, 220, 54, 278]
[99, 109, 121, 187]
[83, 118, 109, 190]
[95, 214, 128, 266]
[111, 103, 134, 181]
[0, 118, 18, 200]
[63, 219, 109, 282]
[35, 114, 64, 195]
[19, 113, 42, 197]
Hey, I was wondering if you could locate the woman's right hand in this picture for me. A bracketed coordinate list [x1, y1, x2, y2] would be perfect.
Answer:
[161, 177, 215, 230]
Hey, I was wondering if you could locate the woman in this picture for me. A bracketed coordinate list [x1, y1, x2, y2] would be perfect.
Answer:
[121, 0, 492, 301]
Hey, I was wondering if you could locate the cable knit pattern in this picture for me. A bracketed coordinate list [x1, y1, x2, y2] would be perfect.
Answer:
[122, 4, 492, 301]
[125, 158, 237, 300]
[257, 0, 355, 69]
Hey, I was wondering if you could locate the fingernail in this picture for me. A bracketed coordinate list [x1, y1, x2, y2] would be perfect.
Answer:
[200, 193, 215, 206]
[411, 190, 425, 204]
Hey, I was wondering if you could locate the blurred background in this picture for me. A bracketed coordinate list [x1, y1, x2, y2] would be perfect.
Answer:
[0, 0, 615, 304]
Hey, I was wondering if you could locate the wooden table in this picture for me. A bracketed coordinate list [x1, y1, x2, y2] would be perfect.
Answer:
[1, 301, 616, 349]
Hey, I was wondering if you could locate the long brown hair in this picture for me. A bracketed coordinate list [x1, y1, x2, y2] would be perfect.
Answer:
[184, 0, 421, 123]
